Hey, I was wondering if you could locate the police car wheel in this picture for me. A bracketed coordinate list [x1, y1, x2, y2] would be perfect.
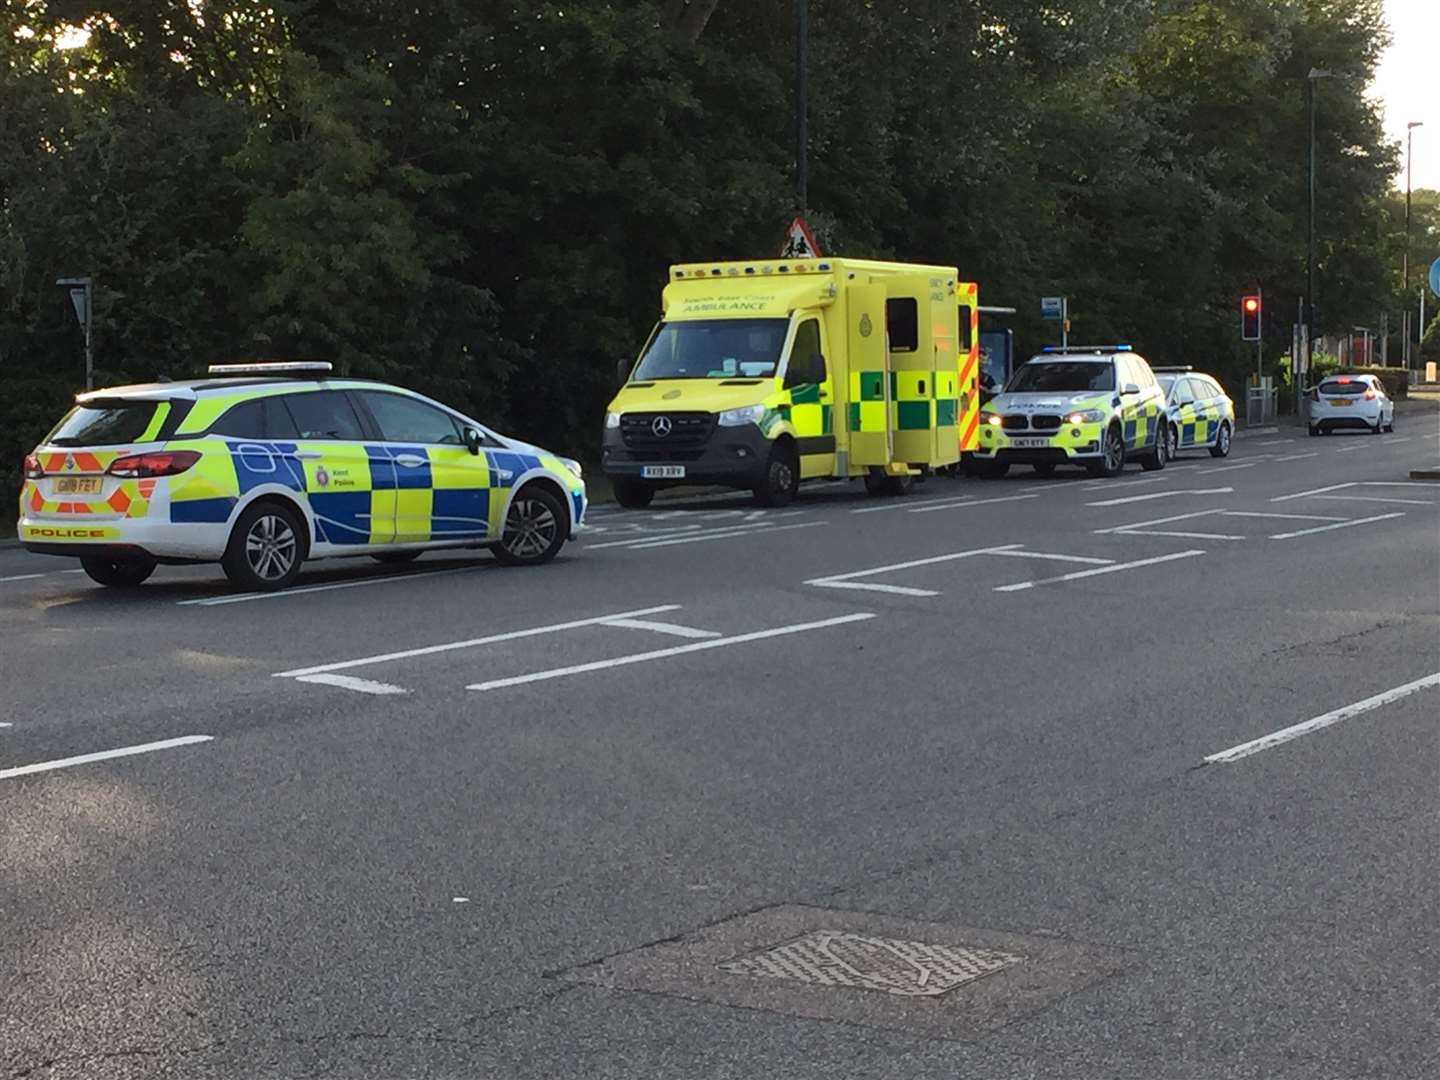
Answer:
[496, 486, 566, 566]
[1089, 426, 1126, 477]
[1140, 431, 1167, 472]
[1209, 422, 1232, 458]
[223, 501, 304, 591]
[612, 478, 654, 509]
[754, 444, 799, 507]
[1308, 424, 1319, 437]
[80, 556, 156, 588]
[372, 551, 422, 564]
[1165, 423, 1178, 461]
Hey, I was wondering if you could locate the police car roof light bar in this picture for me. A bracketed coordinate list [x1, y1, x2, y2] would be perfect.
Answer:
[1039, 344, 1133, 354]
[1151, 365, 1194, 373]
[207, 361, 334, 376]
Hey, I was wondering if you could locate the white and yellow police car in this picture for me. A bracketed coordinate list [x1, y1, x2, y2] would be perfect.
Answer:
[972, 346, 1168, 477]
[19, 363, 587, 591]
[1153, 366, 1236, 458]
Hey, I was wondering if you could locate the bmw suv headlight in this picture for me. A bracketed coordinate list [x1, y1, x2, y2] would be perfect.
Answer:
[604, 412, 621, 429]
[717, 404, 766, 428]
[1066, 409, 1106, 424]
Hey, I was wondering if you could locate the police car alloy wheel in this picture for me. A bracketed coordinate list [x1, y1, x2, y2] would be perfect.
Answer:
[1163, 423, 1177, 462]
[222, 501, 305, 591]
[1088, 426, 1126, 477]
[1209, 421, 1232, 458]
[80, 555, 157, 588]
[496, 486, 566, 565]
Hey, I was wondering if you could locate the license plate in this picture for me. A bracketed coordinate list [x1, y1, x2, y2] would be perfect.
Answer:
[1009, 437, 1051, 448]
[1329, 398, 1352, 406]
[54, 477, 102, 495]
[641, 465, 686, 479]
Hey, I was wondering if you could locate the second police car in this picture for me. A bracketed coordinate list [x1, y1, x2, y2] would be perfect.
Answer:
[972, 346, 1168, 477]
[19, 363, 587, 591]
[1152, 366, 1236, 458]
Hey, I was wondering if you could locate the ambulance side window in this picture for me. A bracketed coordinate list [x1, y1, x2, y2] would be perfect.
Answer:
[787, 319, 825, 386]
[886, 298, 919, 352]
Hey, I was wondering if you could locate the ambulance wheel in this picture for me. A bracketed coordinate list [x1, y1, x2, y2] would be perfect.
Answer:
[372, 551, 421, 565]
[1032, 463, 1056, 477]
[1088, 425, 1126, 477]
[223, 500, 305, 591]
[495, 485, 567, 566]
[80, 555, 156, 588]
[1209, 421, 1232, 458]
[754, 443, 799, 507]
[612, 478, 654, 509]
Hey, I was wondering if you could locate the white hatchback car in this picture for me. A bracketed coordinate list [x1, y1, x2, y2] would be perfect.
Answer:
[1307, 373, 1395, 436]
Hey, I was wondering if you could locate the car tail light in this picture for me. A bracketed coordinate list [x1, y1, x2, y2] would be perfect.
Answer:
[107, 450, 202, 478]
[23, 454, 44, 479]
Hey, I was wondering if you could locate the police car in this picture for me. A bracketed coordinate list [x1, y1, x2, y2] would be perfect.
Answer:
[19, 363, 587, 591]
[1152, 367, 1236, 458]
[973, 346, 1168, 477]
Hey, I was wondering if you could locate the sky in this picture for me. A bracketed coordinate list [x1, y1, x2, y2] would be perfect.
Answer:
[1373, 0, 1437, 191]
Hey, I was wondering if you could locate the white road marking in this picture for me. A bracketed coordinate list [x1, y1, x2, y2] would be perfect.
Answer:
[1257, 439, 1294, 446]
[0, 722, 12, 729]
[1224, 510, 1345, 521]
[910, 493, 1043, 514]
[1268, 512, 1406, 540]
[0, 735, 213, 781]
[1204, 672, 1440, 764]
[985, 549, 1114, 565]
[1081, 475, 1171, 491]
[1361, 481, 1438, 487]
[585, 525, 707, 549]
[1093, 509, 1220, 534]
[1270, 482, 1356, 502]
[274, 605, 683, 678]
[179, 566, 480, 606]
[601, 617, 721, 639]
[1313, 494, 1435, 506]
[1334, 443, 1374, 453]
[1195, 462, 1257, 474]
[623, 521, 824, 550]
[1271, 452, 1320, 463]
[295, 673, 409, 695]
[1389, 437, 1413, 444]
[809, 581, 940, 597]
[805, 544, 1023, 593]
[994, 550, 1205, 592]
[1121, 529, 1246, 541]
[467, 613, 877, 692]
[1423, 433, 1439, 440]
[1087, 487, 1234, 507]
[0, 573, 46, 583]
[851, 495, 975, 514]
[1244, 426, 1280, 436]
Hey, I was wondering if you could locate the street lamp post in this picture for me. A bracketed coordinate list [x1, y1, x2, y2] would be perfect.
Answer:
[795, 0, 808, 213]
[1306, 68, 1332, 377]
[1403, 121, 1424, 368]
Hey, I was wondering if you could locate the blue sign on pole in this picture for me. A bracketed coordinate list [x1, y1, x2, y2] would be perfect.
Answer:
[1429, 256, 1440, 299]
[1041, 296, 1064, 320]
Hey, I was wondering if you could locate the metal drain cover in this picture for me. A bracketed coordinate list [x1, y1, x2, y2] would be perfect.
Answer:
[718, 931, 1020, 996]
[559, 905, 1133, 1042]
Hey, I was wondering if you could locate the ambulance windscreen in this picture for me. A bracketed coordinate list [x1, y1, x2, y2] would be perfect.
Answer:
[632, 318, 788, 381]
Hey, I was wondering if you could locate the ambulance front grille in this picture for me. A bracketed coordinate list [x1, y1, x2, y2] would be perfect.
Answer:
[620, 412, 715, 449]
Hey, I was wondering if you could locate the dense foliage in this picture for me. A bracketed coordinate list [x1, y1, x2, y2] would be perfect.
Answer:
[1, 0, 1424, 508]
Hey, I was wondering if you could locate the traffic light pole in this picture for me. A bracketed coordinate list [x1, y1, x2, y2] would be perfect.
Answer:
[1256, 286, 1263, 383]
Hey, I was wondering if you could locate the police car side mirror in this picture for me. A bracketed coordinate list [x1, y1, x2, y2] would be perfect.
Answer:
[616, 358, 632, 386]
[1122, 383, 1141, 396]
[462, 426, 483, 455]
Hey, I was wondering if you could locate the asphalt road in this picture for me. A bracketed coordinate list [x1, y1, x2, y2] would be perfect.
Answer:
[3, 410, 1438, 1080]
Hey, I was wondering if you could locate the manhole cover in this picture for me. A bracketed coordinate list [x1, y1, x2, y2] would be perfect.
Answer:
[718, 931, 1020, 997]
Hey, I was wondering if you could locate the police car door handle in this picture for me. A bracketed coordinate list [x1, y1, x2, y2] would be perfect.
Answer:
[294, 451, 322, 461]
[498, 469, 514, 480]
[394, 454, 427, 468]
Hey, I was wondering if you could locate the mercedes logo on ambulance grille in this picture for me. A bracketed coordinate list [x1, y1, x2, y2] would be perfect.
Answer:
[651, 416, 673, 437]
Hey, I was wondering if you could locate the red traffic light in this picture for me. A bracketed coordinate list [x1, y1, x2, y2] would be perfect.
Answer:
[1243, 297, 1259, 313]
[1240, 294, 1262, 340]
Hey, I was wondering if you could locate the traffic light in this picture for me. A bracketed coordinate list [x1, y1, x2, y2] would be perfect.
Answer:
[1241, 295, 1261, 341]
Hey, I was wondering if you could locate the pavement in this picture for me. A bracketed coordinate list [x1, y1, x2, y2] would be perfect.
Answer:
[2, 414, 1438, 1079]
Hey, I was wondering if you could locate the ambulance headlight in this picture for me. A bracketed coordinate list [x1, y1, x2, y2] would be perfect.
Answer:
[604, 412, 622, 429]
[559, 457, 583, 480]
[1066, 409, 1105, 424]
[717, 404, 766, 427]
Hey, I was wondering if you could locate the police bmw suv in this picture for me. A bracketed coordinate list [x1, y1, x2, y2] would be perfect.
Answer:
[972, 346, 1169, 478]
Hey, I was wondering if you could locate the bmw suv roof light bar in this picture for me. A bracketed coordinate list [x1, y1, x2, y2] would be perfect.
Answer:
[206, 361, 334, 376]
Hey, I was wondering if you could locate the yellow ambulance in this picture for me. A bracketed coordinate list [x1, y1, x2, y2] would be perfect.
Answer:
[602, 258, 981, 507]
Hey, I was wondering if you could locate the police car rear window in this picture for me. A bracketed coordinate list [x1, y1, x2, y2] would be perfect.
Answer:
[1319, 380, 1366, 395]
[47, 401, 159, 446]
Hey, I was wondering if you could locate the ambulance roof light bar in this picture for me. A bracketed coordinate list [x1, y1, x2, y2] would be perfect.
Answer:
[207, 361, 334, 376]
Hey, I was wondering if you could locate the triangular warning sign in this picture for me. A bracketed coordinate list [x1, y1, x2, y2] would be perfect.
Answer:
[780, 216, 822, 259]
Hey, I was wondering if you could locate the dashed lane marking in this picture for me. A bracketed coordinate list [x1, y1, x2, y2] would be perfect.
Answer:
[0, 735, 214, 781]
[620, 521, 825, 550]
[274, 605, 683, 678]
[294, 674, 409, 695]
[600, 617, 721, 639]
[993, 550, 1206, 593]
[1087, 487, 1233, 507]
[1195, 462, 1257, 474]
[1257, 439, 1295, 446]
[909, 493, 1044, 514]
[1334, 443, 1376, 453]
[1271, 452, 1319, 462]
[466, 613, 877, 692]
[1313, 494, 1436, 506]
[1204, 672, 1440, 764]
[1268, 512, 1406, 540]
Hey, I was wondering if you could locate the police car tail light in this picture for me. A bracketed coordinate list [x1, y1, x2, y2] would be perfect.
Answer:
[107, 450, 202, 478]
[23, 454, 44, 479]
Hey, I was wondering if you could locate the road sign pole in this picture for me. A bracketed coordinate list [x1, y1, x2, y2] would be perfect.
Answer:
[1062, 296, 1069, 350]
